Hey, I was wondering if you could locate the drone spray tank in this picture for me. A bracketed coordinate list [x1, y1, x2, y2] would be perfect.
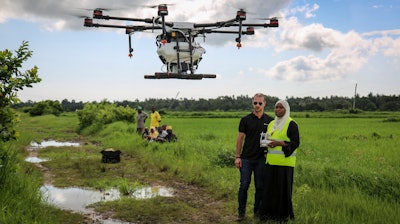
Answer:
[155, 26, 205, 73]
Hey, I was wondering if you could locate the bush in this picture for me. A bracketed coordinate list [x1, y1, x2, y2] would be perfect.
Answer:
[28, 100, 63, 116]
[382, 117, 400, 122]
[212, 149, 234, 168]
[349, 108, 363, 114]
[77, 101, 136, 133]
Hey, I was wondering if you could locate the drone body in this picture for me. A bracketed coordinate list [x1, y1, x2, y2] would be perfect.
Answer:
[83, 4, 278, 80]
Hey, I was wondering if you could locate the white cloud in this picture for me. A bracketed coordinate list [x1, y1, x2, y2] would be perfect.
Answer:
[274, 17, 341, 52]
[260, 27, 379, 82]
[289, 3, 319, 18]
[0, 0, 291, 45]
[364, 30, 400, 57]
[372, 5, 383, 9]
[255, 3, 400, 83]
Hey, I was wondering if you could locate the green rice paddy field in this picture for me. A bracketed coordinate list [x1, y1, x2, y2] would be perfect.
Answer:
[150, 112, 400, 223]
[10, 111, 400, 223]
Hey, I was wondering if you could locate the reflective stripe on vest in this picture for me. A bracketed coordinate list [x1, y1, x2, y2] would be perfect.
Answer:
[266, 117, 297, 167]
[267, 150, 296, 157]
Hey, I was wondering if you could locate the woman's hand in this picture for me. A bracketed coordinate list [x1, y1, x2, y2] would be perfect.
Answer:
[268, 140, 285, 148]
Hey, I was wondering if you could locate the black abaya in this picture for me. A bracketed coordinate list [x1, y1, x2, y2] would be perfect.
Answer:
[259, 164, 294, 221]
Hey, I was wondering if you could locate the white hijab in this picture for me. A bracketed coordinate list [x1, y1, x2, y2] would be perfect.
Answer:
[271, 100, 290, 133]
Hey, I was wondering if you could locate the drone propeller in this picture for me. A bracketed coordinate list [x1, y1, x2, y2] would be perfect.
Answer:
[70, 13, 89, 19]
[145, 3, 175, 8]
[76, 7, 122, 11]
[127, 3, 175, 9]
[257, 16, 282, 20]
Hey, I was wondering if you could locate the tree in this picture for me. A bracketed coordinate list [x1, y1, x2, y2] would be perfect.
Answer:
[0, 41, 41, 142]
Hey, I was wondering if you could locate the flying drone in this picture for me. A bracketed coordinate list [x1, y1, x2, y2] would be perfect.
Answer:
[83, 4, 279, 80]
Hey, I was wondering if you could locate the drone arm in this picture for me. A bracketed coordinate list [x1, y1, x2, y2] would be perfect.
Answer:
[242, 23, 278, 28]
[193, 18, 238, 28]
[86, 23, 129, 29]
[85, 20, 163, 32]
[94, 14, 155, 24]
[153, 16, 174, 27]
[223, 23, 277, 28]
[206, 30, 250, 34]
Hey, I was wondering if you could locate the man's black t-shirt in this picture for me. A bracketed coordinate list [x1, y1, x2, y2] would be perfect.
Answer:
[239, 113, 273, 160]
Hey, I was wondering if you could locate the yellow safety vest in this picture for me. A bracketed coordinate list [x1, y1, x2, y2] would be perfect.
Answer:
[266, 117, 297, 167]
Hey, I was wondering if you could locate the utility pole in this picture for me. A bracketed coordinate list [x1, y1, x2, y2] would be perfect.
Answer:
[169, 91, 180, 110]
[353, 83, 357, 110]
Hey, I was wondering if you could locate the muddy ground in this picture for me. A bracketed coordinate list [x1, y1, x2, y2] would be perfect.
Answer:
[28, 148, 237, 224]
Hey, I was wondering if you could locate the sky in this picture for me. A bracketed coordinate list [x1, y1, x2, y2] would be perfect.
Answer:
[1, 0, 399, 102]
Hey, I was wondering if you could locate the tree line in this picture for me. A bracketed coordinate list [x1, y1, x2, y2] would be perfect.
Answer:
[13, 93, 400, 114]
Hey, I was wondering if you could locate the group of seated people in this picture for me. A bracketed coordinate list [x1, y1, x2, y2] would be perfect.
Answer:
[142, 124, 178, 143]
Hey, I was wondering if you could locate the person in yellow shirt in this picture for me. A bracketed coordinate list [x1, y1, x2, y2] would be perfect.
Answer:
[150, 106, 161, 130]
[147, 126, 159, 142]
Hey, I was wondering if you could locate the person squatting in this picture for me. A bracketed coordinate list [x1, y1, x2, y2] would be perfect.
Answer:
[142, 124, 178, 143]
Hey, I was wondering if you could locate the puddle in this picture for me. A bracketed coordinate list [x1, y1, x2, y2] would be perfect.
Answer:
[40, 185, 120, 212]
[29, 140, 80, 149]
[28, 140, 174, 223]
[41, 185, 127, 224]
[40, 185, 174, 223]
[25, 157, 48, 163]
[26, 140, 79, 162]
[41, 185, 175, 209]
[132, 186, 174, 199]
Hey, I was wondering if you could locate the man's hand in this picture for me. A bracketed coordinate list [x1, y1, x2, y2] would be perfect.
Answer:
[234, 158, 242, 168]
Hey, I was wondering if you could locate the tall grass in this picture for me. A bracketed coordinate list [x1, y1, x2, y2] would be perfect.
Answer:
[0, 143, 84, 223]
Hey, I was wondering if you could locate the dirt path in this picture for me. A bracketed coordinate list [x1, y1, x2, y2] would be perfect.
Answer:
[27, 147, 114, 223]
[27, 148, 54, 185]
[27, 146, 235, 223]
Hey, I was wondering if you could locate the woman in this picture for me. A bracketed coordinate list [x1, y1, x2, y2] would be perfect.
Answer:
[258, 100, 300, 222]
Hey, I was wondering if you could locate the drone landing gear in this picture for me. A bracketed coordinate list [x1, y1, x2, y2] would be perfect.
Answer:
[144, 72, 216, 80]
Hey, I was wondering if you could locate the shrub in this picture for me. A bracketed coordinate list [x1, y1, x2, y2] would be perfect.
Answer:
[212, 149, 234, 168]
[28, 100, 63, 116]
[77, 101, 136, 133]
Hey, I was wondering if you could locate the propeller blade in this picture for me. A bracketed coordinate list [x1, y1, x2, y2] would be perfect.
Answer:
[146, 3, 175, 8]
[75, 7, 120, 11]
[257, 16, 281, 20]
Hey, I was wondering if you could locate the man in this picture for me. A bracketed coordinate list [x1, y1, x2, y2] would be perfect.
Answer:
[150, 106, 162, 131]
[234, 93, 273, 222]
[136, 106, 148, 135]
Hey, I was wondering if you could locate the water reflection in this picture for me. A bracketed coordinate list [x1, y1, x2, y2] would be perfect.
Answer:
[25, 157, 48, 163]
[41, 185, 175, 210]
[40, 185, 174, 223]
[41, 185, 127, 224]
[29, 140, 174, 223]
[133, 186, 174, 199]
[41, 185, 174, 223]
[30, 140, 80, 149]
[40, 185, 120, 212]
